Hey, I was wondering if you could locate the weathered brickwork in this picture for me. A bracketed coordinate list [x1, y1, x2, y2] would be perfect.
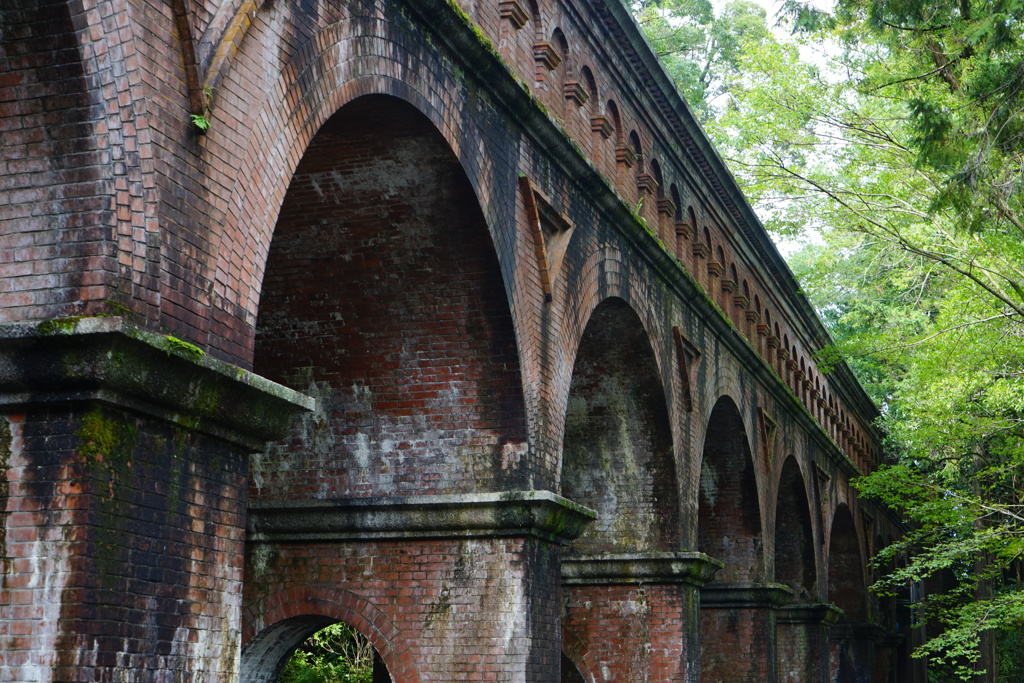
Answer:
[0, 0, 923, 681]
[0, 405, 246, 682]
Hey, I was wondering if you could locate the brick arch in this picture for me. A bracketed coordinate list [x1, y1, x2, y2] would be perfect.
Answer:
[250, 92, 529, 498]
[827, 503, 868, 622]
[773, 455, 817, 600]
[558, 246, 672, 391]
[561, 628, 599, 683]
[697, 394, 764, 582]
[206, 17, 511, 364]
[241, 585, 420, 683]
[559, 296, 680, 552]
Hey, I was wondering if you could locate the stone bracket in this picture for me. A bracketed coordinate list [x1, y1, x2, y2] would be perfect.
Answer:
[561, 551, 722, 586]
[248, 490, 596, 545]
[0, 318, 313, 449]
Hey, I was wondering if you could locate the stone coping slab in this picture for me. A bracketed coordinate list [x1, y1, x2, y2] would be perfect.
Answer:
[0, 317, 313, 448]
[700, 582, 796, 608]
[560, 551, 723, 586]
[247, 490, 596, 545]
[777, 602, 844, 625]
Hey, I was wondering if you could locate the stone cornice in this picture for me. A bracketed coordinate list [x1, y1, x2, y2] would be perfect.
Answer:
[700, 582, 795, 608]
[561, 551, 723, 586]
[0, 317, 313, 449]
[247, 490, 596, 545]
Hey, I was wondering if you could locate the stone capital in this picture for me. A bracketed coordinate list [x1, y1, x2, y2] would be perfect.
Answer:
[700, 582, 795, 608]
[561, 551, 722, 586]
[0, 317, 312, 449]
[248, 490, 596, 545]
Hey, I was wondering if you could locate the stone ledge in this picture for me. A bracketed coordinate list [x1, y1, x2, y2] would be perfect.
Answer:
[247, 490, 596, 545]
[0, 317, 313, 449]
[561, 552, 722, 586]
[700, 582, 795, 608]
[777, 602, 843, 625]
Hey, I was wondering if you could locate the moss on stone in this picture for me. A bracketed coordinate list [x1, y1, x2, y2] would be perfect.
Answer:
[162, 335, 204, 360]
[38, 316, 82, 335]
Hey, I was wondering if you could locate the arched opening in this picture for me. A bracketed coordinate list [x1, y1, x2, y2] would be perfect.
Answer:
[560, 297, 680, 552]
[251, 94, 527, 500]
[698, 396, 762, 582]
[699, 396, 768, 683]
[829, 504, 867, 622]
[828, 504, 871, 682]
[774, 457, 816, 600]
[241, 617, 390, 683]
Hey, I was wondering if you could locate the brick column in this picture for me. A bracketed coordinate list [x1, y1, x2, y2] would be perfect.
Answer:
[699, 583, 794, 683]
[561, 552, 721, 683]
[0, 318, 311, 683]
[776, 603, 841, 683]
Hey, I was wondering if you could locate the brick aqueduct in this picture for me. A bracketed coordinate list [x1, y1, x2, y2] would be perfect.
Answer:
[0, 0, 925, 681]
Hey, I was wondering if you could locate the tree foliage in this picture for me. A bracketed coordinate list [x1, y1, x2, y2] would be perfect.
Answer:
[632, 0, 772, 120]
[636, 0, 1024, 678]
[280, 623, 375, 683]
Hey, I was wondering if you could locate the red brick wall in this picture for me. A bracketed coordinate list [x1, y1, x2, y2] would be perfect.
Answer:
[562, 584, 695, 682]
[774, 457, 816, 599]
[828, 505, 867, 622]
[700, 606, 774, 683]
[698, 397, 763, 582]
[0, 1, 118, 322]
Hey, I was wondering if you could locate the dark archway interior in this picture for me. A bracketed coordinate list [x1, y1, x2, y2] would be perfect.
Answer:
[561, 652, 586, 683]
[698, 397, 763, 582]
[829, 505, 868, 622]
[774, 457, 816, 599]
[560, 298, 680, 553]
[252, 94, 528, 499]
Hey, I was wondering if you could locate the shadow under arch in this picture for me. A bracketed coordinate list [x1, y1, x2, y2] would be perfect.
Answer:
[251, 92, 529, 498]
[828, 503, 873, 683]
[559, 296, 680, 552]
[240, 588, 417, 683]
[698, 395, 776, 683]
[774, 455, 817, 600]
[697, 395, 762, 582]
[828, 503, 867, 622]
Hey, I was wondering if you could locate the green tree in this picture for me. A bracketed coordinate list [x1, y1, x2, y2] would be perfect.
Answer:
[632, 0, 772, 120]
[280, 623, 375, 683]
[665, 0, 1024, 678]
